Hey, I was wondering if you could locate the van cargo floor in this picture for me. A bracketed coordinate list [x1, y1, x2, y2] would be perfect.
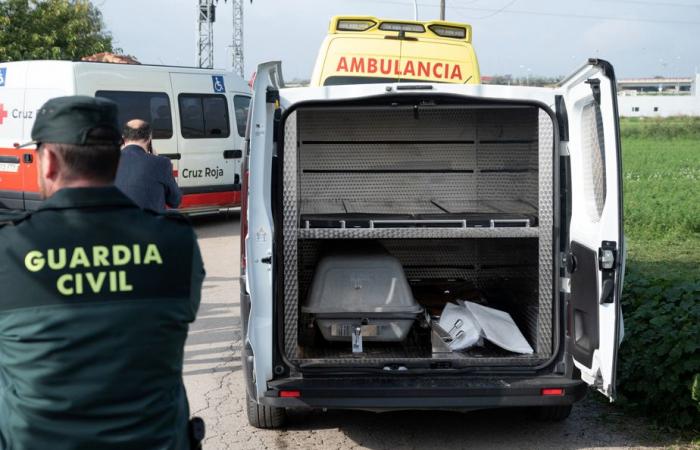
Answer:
[300, 328, 432, 360]
[297, 330, 548, 366]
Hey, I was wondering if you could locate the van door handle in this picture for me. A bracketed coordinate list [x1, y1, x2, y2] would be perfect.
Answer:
[223, 150, 242, 159]
[261, 256, 272, 264]
[23, 154, 33, 163]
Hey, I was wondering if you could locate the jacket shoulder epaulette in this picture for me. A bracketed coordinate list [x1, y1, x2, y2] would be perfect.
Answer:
[0, 210, 31, 228]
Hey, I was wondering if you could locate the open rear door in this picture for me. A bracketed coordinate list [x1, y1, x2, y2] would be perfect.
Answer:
[245, 61, 284, 400]
[559, 59, 624, 400]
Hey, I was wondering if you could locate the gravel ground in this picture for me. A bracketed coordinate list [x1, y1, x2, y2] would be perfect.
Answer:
[184, 213, 678, 450]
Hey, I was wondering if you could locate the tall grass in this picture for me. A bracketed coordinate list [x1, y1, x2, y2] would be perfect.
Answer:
[616, 117, 700, 431]
[620, 118, 700, 279]
[620, 116, 700, 140]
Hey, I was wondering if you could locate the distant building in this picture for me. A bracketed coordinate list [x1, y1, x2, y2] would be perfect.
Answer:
[617, 77, 693, 95]
[618, 74, 700, 117]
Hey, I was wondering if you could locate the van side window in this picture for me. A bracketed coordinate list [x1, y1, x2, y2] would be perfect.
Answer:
[233, 95, 251, 137]
[178, 94, 230, 139]
[95, 91, 173, 139]
[580, 102, 607, 222]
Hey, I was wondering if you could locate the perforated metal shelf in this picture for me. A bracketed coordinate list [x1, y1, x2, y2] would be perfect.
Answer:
[298, 227, 539, 239]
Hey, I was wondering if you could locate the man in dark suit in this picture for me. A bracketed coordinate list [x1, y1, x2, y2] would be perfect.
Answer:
[115, 120, 181, 212]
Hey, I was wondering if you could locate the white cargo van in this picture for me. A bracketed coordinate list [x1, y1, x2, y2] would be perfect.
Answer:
[240, 59, 624, 428]
[0, 61, 251, 212]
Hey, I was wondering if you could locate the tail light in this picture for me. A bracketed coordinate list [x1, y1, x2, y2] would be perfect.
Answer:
[279, 390, 301, 398]
[541, 388, 565, 396]
[240, 168, 249, 272]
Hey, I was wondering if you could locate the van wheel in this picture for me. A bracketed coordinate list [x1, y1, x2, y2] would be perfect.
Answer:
[536, 404, 573, 421]
[246, 392, 287, 429]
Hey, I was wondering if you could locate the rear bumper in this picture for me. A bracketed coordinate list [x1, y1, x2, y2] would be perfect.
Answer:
[260, 375, 586, 410]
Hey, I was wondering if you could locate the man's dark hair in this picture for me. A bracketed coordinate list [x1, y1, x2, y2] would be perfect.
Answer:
[122, 121, 152, 142]
[42, 128, 121, 182]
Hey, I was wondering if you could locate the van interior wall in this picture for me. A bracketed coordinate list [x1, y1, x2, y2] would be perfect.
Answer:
[297, 105, 539, 219]
[283, 102, 554, 366]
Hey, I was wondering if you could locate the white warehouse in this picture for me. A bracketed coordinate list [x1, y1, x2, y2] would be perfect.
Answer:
[618, 74, 700, 117]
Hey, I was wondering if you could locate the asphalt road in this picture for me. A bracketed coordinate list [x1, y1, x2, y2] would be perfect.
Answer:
[185, 214, 666, 450]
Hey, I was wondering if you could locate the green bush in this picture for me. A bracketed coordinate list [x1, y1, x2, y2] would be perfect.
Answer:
[620, 116, 700, 140]
[617, 268, 700, 430]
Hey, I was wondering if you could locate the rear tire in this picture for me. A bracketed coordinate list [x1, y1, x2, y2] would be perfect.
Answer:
[246, 392, 287, 429]
[536, 404, 573, 421]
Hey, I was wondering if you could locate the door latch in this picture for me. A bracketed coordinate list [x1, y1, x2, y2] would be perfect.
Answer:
[598, 241, 617, 304]
[598, 242, 617, 271]
[260, 256, 272, 264]
[565, 252, 577, 273]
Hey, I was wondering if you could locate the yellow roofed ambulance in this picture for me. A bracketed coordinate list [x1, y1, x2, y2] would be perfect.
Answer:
[310, 16, 480, 86]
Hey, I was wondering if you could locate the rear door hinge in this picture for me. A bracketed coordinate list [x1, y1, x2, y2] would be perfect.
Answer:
[585, 78, 601, 105]
[261, 256, 272, 264]
[266, 87, 280, 104]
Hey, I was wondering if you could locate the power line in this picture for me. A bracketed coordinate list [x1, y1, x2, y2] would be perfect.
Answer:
[472, 0, 518, 19]
[452, 0, 700, 8]
[365, 0, 700, 25]
[579, 0, 700, 8]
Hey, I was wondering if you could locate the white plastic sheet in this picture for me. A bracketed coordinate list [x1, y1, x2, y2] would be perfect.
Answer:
[438, 301, 534, 354]
[438, 302, 482, 351]
[463, 301, 533, 354]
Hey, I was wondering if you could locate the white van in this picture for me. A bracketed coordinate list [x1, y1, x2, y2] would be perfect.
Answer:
[0, 61, 251, 212]
[240, 59, 625, 428]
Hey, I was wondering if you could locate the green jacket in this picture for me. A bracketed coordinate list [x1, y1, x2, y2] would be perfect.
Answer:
[0, 187, 205, 450]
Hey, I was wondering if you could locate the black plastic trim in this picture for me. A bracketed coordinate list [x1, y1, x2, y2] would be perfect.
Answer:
[588, 58, 615, 79]
[302, 169, 475, 174]
[585, 79, 602, 105]
[555, 95, 569, 142]
[0, 156, 20, 164]
[396, 84, 433, 90]
[160, 153, 182, 160]
[261, 376, 586, 410]
[180, 183, 240, 194]
[266, 87, 280, 104]
[569, 242, 599, 368]
[223, 149, 242, 159]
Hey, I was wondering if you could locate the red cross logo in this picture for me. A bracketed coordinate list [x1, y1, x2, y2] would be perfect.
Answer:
[0, 103, 7, 125]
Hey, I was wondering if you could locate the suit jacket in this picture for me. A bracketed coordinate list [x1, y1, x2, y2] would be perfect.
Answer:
[115, 145, 182, 212]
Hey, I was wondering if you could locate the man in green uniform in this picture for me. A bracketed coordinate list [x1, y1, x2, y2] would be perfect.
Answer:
[0, 96, 205, 449]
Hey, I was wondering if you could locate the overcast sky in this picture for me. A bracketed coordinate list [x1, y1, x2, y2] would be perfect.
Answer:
[98, 0, 700, 80]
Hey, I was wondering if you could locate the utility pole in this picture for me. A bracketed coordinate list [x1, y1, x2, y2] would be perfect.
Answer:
[197, 0, 215, 68]
[232, 0, 244, 77]
[440, 0, 445, 20]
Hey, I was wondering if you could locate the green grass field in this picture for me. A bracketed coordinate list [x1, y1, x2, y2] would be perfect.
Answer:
[615, 118, 700, 433]
[620, 118, 700, 280]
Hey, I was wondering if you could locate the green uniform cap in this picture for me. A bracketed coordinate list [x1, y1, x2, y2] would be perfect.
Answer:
[17, 95, 121, 148]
